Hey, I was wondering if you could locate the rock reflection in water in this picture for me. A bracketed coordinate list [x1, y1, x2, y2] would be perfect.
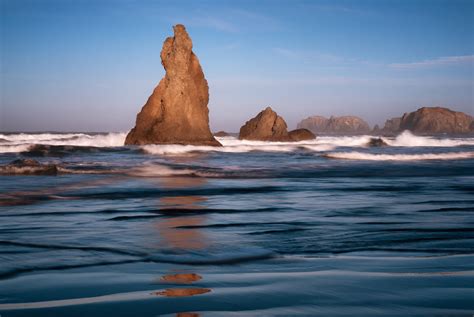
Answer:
[155, 177, 209, 250]
[161, 273, 202, 283]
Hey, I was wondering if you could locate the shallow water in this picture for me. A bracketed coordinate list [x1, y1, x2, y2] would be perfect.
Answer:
[0, 131, 473, 316]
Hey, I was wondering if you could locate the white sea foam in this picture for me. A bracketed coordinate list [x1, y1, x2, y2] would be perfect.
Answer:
[142, 138, 336, 155]
[0, 144, 31, 153]
[325, 151, 474, 161]
[386, 131, 474, 147]
[0, 132, 127, 153]
[1, 131, 474, 154]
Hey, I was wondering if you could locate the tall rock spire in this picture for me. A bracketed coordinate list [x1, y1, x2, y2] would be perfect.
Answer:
[125, 24, 221, 146]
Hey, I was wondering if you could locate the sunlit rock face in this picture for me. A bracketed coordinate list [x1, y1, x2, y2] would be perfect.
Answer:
[239, 107, 316, 142]
[125, 24, 220, 146]
[239, 107, 291, 141]
[399, 107, 474, 134]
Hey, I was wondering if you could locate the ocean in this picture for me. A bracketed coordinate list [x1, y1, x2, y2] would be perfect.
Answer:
[0, 131, 473, 316]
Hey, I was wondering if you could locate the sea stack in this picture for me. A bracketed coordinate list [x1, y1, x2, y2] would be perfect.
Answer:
[399, 107, 473, 134]
[297, 115, 370, 135]
[239, 107, 289, 141]
[239, 107, 315, 141]
[125, 25, 221, 146]
[380, 117, 402, 135]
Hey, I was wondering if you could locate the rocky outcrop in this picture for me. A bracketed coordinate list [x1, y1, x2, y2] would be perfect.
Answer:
[239, 107, 291, 141]
[239, 107, 316, 142]
[399, 107, 473, 134]
[367, 137, 388, 147]
[380, 117, 401, 135]
[371, 124, 381, 135]
[297, 115, 370, 135]
[297, 116, 329, 133]
[214, 131, 230, 137]
[125, 24, 220, 146]
[326, 116, 370, 134]
[0, 159, 58, 175]
[288, 129, 316, 141]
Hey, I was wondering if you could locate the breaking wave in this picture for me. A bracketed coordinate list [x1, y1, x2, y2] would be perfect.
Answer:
[0, 132, 126, 153]
[141, 140, 335, 155]
[386, 131, 474, 147]
[1, 131, 474, 155]
[325, 151, 474, 161]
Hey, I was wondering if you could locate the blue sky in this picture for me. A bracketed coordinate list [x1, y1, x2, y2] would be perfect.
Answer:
[1, 0, 473, 132]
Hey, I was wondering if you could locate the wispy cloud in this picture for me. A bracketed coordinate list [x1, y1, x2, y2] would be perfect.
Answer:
[188, 16, 239, 33]
[390, 55, 474, 69]
[272, 47, 368, 67]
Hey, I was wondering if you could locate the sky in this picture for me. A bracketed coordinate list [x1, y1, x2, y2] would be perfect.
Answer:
[1, 0, 473, 132]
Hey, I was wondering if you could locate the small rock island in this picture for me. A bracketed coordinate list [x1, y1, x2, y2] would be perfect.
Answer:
[125, 24, 220, 146]
[239, 107, 315, 141]
[297, 115, 370, 135]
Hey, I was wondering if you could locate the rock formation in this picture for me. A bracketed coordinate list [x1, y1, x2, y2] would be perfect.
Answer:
[371, 124, 381, 135]
[326, 116, 371, 134]
[367, 137, 388, 147]
[288, 128, 316, 141]
[214, 131, 230, 137]
[239, 107, 290, 141]
[380, 117, 401, 135]
[399, 107, 473, 134]
[239, 107, 315, 141]
[297, 116, 329, 133]
[297, 115, 370, 135]
[125, 24, 220, 146]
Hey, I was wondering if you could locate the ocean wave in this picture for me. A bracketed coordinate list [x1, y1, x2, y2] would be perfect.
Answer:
[325, 151, 474, 161]
[386, 131, 474, 147]
[1, 131, 474, 155]
[0, 144, 31, 153]
[142, 140, 335, 155]
[0, 132, 126, 153]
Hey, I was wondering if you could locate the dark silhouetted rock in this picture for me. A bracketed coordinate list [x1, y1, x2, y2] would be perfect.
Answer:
[399, 107, 473, 134]
[367, 137, 388, 147]
[0, 159, 58, 175]
[288, 128, 316, 141]
[297, 115, 370, 134]
[125, 25, 220, 146]
[213, 131, 230, 137]
[239, 107, 291, 141]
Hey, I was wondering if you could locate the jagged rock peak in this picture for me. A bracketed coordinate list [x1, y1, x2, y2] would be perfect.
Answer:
[125, 24, 221, 146]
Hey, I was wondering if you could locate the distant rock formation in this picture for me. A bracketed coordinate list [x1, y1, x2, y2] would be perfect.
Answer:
[297, 115, 370, 135]
[214, 131, 230, 137]
[380, 117, 401, 135]
[0, 159, 58, 175]
[297, 116, 328, 133]
[125, 24, 220, 146]
[399, 107, 473, 134]
[371, 124, 381, 135]
[288, 128, 316, 141]
[239, 107, 290, 141]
